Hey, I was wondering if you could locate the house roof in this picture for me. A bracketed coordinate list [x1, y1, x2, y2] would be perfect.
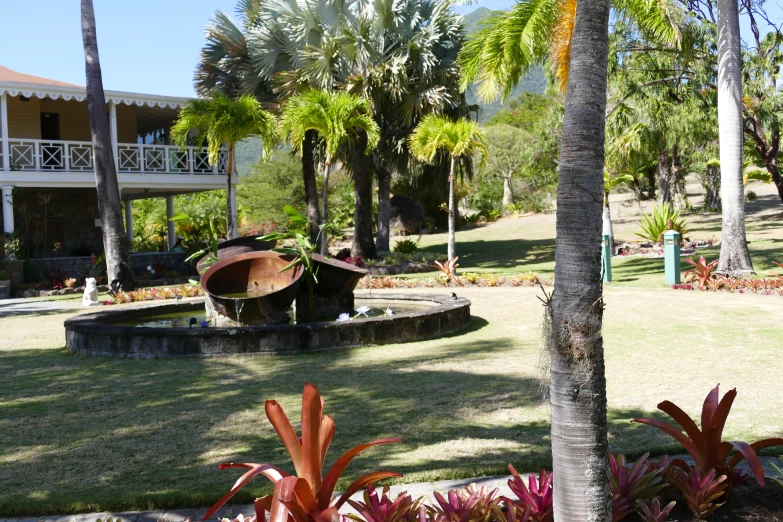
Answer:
[0, 65, 83, 88]
[0, 65, 192, 109]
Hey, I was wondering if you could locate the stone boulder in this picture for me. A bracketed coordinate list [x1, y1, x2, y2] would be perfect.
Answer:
[389, 195, 426, 234]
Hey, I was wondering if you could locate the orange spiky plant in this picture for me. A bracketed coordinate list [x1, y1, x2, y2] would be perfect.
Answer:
[203, 383, 401, 522]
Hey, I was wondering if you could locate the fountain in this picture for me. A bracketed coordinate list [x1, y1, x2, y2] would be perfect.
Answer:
[65, 244, 472, 358]
[192, 235, 277, 273]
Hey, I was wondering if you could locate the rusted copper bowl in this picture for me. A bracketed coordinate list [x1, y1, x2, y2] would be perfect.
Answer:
[200, 251, 302, 324]
[311, 253, 368, 297]
[193, 236, 277, 273]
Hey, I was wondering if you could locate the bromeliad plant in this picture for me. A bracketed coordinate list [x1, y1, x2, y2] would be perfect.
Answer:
[203, 383, 401, 522]
[683, 256, 719, 289]
[347, 485, 422, 522]
[634, 499, 676, 522]
[633, 385, 783, 491]
[432, 257, 459, 282]
[669, 467, 728, 519]
[504, 466, 553, 522]
[608, 453, 667, 522]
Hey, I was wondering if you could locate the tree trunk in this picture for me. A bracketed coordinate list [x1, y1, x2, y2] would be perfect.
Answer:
[602, 193, 613, 248]
[502, 174, 514, 207]
[447, 157, 457, 261]
[81, 0, 134, 291]
[550, 0, 612, 516]
[717, 0, 754, 275]
[671, 143, 688, 211]
[351, 131, 377, 259]
[657, 147, 672, 204]
[704, 164, 721, 212]
[762, 155, 783, 203]
[302, 130, 321, 245]
[226, 146, 238, 240]
[320, 161, 331, 255]
[375, 160, 392, 253]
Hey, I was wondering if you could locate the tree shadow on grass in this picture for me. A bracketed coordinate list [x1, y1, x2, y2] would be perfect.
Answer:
[418, 238, 555, 271]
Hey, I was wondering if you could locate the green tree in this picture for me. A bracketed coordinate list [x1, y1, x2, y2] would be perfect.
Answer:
[279, 90, 380, 255]
[81, 0, 134, 290]
[171, 93, 277, 240]
[483, 124, 533, 206]
[238, 152, 307, 227]
[409, 116, 488, 261]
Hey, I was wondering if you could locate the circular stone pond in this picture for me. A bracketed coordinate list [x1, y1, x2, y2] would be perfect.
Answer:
[65, 293, 471, 358]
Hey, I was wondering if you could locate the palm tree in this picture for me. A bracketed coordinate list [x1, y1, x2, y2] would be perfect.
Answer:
[409, 116, 488, 262]
[81, 0, 134, 290]
[715, 0, 754, 275]
[279, 90, 380, 255]
[459, 0, 681, 99]
[171, 93, 277, 240]
[602, 170, 635, 244]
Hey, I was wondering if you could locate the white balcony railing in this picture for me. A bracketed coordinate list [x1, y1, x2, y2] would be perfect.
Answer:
[5, 138, 227, 175]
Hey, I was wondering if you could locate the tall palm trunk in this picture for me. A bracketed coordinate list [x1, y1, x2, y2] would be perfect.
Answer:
[375, 159, 392, 253]
[320, 161, 331, 255]
[447, 157, 457, 261]
[302, 130, 321, 245]
[550, 0, 612, 516]
[81, 0, 134, 290]
[226, 145, 238, 239]
[351, 130, 377, 259]
[716, 0, 754, 275]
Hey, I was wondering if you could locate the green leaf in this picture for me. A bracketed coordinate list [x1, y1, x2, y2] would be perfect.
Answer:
[284, 205, 308, 227]
[169, 213, 192, 222]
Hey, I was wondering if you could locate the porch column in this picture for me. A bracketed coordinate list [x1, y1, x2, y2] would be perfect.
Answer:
[108, 101, 119, 172]
[1, 185, 13, 235]
[166, 195, 176, 250]
[124, 200, 134, 252]
[1, 93, 9, 172]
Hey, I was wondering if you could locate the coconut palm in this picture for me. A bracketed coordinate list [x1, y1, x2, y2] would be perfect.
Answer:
[279, 90, 380, 255]
[458, 0, 681, 100]
[409, 116, 488, 261]
[81, 0, 135, 290]
[171, 93, 277, 240]
[715, 0, 754, 275]
[196, 0, 466, 254]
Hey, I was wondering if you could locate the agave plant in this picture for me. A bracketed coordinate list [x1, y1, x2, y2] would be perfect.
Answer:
[633, 385, 783, 490]
[608, 453, 667, 522]
[202, 383, 401, 522]
[669, 467, 727, 519]
[683, 257, 719, 289]
[634, 499, 675, 522]
[504, 466, 553, 522]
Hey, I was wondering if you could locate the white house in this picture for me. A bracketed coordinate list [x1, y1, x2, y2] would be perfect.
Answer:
[0, 65, 230, 258]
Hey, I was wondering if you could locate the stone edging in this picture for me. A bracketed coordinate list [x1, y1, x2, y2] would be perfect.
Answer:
[64, 293, 471, 359]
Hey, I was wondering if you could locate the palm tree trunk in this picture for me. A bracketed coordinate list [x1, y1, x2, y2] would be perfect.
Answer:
[502, 174, 514, 207]
[375, 161, 392, 253]
[351, 130, 377, 259]
[550, 0, 612, 516]
[302, 130, 321, 245]
[447, 157, 457, 261]
[717, 0, 754, 275]
[226, 145, 238, 240]
[320, 161, 330, 255]
[602, 193, 613, 247]
[705, 163, 722, 211]
[81, 0, 134, 291]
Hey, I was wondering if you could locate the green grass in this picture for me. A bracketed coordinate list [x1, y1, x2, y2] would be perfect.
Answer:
[2, 286, 783, 516]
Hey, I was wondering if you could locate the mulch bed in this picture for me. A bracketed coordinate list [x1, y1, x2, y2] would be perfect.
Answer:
[666, 483, 783, 521]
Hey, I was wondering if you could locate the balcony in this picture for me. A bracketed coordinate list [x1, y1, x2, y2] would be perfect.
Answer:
[2, 138, 227, 175]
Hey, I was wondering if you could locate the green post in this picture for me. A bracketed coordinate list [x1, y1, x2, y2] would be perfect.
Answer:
[602, 233, 612, 283]
[664, 230, 681, 285]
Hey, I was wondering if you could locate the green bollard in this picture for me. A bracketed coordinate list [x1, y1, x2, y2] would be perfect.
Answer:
[602, 233, 612, 283]
[664, 230, 681, 285]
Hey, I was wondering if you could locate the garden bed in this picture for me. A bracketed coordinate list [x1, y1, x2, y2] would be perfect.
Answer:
[669, 482, 783, 521]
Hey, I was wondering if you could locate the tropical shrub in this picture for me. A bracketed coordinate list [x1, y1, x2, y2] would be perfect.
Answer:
[635, 499, 675, 522]
[669, 467, 728, 519]
[683, 256, 718, 289]
[393, 240, 419, 254]
[202, 383, 401, 522]
[633, 385, 783, 491]
[636, 203, 689, 244]
[608, 453, 667, 522]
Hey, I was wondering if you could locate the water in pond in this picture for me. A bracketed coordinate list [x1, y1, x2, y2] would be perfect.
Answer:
[217, 289, 275, 299]
[118, 299, 434, 328]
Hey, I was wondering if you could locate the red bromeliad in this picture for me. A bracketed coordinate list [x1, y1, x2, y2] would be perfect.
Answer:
[683, 256, 719, 289]
[608, 453, 667, 522]
[632, 384, 783, 491]
[504, 466, 552, 522]
[203, 383, 401, 522]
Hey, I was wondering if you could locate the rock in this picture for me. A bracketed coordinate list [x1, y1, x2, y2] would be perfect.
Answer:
[390, 195, 427, 235]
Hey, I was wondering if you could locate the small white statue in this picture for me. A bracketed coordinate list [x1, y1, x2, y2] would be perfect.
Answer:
[82, 277, 100, 307]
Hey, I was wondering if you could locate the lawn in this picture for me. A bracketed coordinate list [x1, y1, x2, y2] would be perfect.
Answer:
[1, 285, 782, 516]
[2, 179, 782, 517]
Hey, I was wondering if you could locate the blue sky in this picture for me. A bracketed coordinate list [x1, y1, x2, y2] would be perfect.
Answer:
[1, 0, 781, 98]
